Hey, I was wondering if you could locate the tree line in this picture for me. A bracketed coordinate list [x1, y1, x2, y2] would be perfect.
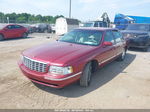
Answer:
[0, 12, 64, 24]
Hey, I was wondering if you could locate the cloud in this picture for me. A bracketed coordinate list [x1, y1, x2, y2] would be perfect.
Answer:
[0, 0, 150, 21]
[133, 0, 150, 6]
[0, 0, 69, 16]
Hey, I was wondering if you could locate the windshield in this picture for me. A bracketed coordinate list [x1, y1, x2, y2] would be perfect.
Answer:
[126, 24, 149, 31]
[83, 23, 93, 27]
[59, 29, 103, 46]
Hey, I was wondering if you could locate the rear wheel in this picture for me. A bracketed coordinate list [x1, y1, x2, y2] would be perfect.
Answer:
[117, 48, 126, 61]
[22, 32, 28, 38]
[80, 62, 92, 87]
[0, 34, 4, 41]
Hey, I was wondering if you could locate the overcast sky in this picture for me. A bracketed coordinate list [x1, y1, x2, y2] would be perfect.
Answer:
[0, 0, 150, 21]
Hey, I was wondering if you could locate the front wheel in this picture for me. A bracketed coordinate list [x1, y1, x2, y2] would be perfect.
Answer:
[80, 62, 92, 87]
[22, 33, 28, 38]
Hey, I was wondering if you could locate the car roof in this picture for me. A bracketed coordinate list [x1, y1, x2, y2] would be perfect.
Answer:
[76, 27, 118, 31]
[5, 24, 23, 26]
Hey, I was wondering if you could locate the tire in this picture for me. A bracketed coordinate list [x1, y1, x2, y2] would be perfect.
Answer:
[22, 33, 28, 38]
[0, 34, 4, 41]
[117, 48, 126, 61]
[80, 62, 92, 87]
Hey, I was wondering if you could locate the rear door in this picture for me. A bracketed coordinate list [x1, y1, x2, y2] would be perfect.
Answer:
[14, 25, 24, 37]
[112, 30, 124, 55]
[98, 30, 116, 64]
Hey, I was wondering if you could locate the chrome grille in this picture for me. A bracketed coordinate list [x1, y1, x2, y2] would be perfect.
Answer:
[23, 56, 47, 73]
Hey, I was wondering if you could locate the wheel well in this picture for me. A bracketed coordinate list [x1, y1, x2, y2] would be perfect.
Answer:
[125, 46, 128, 52]
[91, 60, 99, 73]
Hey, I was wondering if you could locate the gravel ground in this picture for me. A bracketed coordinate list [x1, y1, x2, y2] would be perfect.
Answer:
[0, 33, 150, 109]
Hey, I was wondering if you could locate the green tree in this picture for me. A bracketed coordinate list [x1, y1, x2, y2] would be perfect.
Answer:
[16, 16, 26, 23]
[0, 12, 65, 24]
[0, 12, 5, 23]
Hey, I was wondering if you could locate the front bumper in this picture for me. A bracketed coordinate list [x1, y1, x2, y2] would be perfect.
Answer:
[18, 61, 81, 88]
[127, 38, 149, 48]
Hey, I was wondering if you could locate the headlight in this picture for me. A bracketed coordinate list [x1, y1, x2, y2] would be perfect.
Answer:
[49, 66, 73, 75]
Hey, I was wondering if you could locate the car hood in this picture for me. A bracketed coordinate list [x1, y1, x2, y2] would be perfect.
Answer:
[23, 41, 96, 66]
[121, 30, 148, 35]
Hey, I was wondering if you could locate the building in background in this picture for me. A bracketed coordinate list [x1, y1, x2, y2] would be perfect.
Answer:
[55, 17, 79, 35]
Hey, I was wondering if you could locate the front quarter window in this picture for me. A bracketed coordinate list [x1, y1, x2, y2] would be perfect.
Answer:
[59, 30, 103, 46]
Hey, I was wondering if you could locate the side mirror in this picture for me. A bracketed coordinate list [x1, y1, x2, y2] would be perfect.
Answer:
[103, 41, 113, 46]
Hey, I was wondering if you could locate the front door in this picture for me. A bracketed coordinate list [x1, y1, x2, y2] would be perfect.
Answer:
[98, 30, 116, 65]
[4, 25, 16, 38]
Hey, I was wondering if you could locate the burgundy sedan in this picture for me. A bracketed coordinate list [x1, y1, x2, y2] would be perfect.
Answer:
[0, 24, 28, 41]
[18, 28, 127, 88]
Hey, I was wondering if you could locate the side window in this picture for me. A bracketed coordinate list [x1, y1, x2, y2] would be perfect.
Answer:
[15, 25, 22, 29]
[94, 22, 99, 27]
[112, 30, 123, 43]
[104, 31, 115, 44]
[7, 25, 15, 29]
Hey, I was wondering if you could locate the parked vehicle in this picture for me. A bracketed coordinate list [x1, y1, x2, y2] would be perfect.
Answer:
[47, 24, 52, 33]
[82, 13, 110, 28]
[30, 24, 38, 33]
[114, 14, 134, 30]
[18, 28, 127, 88]
[51, 24, 56, 33]
[0, 24, 28, 41]
[114, 13, 150, 30]
[122, 24, 150, 51]
[35, 23, 49, 33]
[82, 21, 108, 28]
[21, 24, 35, 33]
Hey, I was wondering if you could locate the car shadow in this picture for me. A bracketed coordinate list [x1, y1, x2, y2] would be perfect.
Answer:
[33, 52, 136, 98]
[0, 36, 34, 42]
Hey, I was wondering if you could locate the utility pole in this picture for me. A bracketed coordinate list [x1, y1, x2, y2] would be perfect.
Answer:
[7, 17, 9, 24]
[69, 0, 72, 18]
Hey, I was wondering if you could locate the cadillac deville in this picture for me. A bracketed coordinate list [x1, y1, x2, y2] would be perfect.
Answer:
[18, 28, 127, 88]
